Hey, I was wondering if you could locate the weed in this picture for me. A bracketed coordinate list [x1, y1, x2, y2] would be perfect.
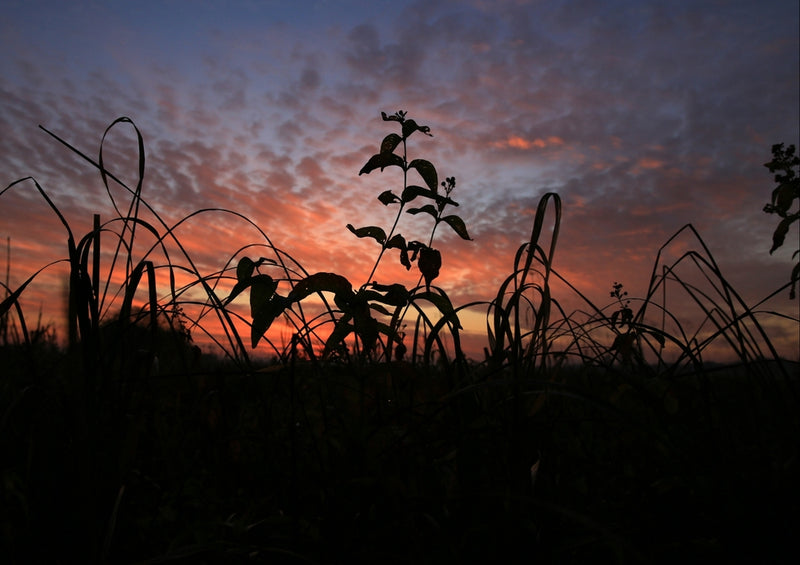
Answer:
[230, 110, 472, 364]
[762, 142, 799, 298]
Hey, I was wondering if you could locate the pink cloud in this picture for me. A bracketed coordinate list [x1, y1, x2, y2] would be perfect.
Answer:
[498, 135, 566, 151]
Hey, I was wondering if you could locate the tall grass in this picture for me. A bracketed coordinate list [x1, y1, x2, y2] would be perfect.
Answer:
[2, 118, 798, 564]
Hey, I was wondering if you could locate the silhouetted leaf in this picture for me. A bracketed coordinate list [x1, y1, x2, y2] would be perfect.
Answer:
[375, 321, 402, 342]
[406, 240, 426, 262]
[377, 190, 401, 205]
[359, 152, 404, 175]
[645, 329, 666, 347]
[413, 290, 461, 329]
[326, 293, 378, 353]
[347, 224, 387, 245]
[249, 274, 278, 318]
[370, 282, 409, 307]
[401, 184, 458, 208]
[770, 217, 792, 253]
[370, 303, 393, 316]
[324, 317, 354, 356]
[771, 182, 797, 215]
[621, 307, 633, 326]
[401, 185, 435, 203]
[442, 214, 472, 240]
[408, 159, 438, 191]
[407, 204, 438, 220]
[418, 247, 441, 290]
[227, 259, 274, 304]
[380, 133, 402, 155]
[381, 111, 403, 123]
[226, 280, 250, 304]
[402, 119, 432, 139]
[251, 294, 290, 348]
[288, 272, 354, 303]
[251, 319, 268, 349]
[393, 338, 407, 361]
[386, 233, 406, 250]
[386, 233, 410, 267]
[236, 257, 256, 281]
[399, 249, 411, 269]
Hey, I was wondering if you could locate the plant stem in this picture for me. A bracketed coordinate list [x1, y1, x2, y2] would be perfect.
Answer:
[363, 137, 409, 288]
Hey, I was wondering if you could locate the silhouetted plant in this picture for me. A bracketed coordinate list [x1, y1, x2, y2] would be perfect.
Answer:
[606, 281, 666, 368]
[763, 142, 799, 298]
[232, 110, 472, 362]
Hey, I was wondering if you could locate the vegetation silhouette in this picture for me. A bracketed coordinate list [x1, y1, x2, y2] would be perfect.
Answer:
[762, 142, 799, 298]
[229, 110, 471, 365]
[1, 115, 798, 564]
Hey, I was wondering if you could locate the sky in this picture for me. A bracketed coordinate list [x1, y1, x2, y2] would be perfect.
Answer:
[2, 0, 798, 363]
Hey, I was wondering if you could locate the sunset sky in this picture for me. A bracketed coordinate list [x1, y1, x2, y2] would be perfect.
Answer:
[2, 0, 798, 362]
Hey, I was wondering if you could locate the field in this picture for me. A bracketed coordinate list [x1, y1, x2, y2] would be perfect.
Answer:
[2, 116, 799, 563]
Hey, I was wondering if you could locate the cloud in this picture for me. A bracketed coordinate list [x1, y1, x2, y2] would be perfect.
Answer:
[494, 135, 566, 151]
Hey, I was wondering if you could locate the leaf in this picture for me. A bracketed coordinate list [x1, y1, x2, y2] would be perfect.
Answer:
[323, 317, 354, 357]
[770, 216, 793, 253]
[772, 182, 797, 215]
[402, 185, 459, 209]
[401, 185, 435, 203]
[406, 240, 426, 262]
[370, 303, 393, 316]
[380, 133, 402, 155]
[646, 329, 666, 347]
[288, 272, 354, 303]
[347, 224, 387, 245]
[413, 289, 462, 329]
[381, 111, 403, 123]
[325, 293, 379, 354]
[249, 274, 278, 318]
[353, 310, 379, 352]
[359, 152, 404, 175]
[226, 279, 251, 304]
[402, 119, 432, 139]
[236, 257, 256, 282]
[399, 248, 411, 269]
[251, 294, 290, 348]
[408, 159, 438, 191]
[375, 321, 402, 342]
[611, 332, 636, 355]
[386, 233, 407, 250]
[370, 282, 409, 307]
[418, 247, 442, 290]
[377, 190, 401, 205]
[227, 258, 272, 305]
[384, 234, 411, 268]
[441, 214, 472, 240]
[407, 204, 439, 220]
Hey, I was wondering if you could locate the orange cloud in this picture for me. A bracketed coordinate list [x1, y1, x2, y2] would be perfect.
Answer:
[498, 135, 565, 150]
[637, 157, 664, 170]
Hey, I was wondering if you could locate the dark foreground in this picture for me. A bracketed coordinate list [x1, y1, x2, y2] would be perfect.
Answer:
[2, 349, 798, 564]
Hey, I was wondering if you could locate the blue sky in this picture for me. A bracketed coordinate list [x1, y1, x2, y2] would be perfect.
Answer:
[2, 0, 798, 360]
